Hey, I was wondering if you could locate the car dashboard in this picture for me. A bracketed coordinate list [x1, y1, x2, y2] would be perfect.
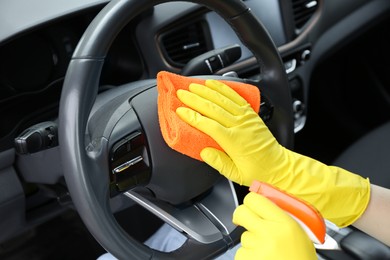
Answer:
[1, 0, 390, 258]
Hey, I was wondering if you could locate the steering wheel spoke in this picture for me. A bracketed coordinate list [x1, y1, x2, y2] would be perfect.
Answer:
[124, 178, 239, 245]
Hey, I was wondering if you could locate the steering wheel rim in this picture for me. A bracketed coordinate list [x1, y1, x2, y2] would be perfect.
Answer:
[59, 0, 294, 259]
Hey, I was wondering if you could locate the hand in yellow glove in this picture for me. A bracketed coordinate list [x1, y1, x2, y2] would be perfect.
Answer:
[176, 79, 370, 227]
[233, 192, 317, 260]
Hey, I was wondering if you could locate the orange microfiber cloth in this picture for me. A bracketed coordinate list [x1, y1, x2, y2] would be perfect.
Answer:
[157, 71, 260, 161]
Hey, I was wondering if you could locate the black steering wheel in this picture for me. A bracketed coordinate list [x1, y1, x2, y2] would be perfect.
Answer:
[59, 0, 294, 259]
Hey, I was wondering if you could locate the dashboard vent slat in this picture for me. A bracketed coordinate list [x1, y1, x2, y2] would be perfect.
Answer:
[160, 21, 210, 67]
[292, 0, 318, 32]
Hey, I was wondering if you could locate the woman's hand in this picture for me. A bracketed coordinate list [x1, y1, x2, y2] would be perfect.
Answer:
[176, 79, 370, 227]
[233, 192, 317, 260]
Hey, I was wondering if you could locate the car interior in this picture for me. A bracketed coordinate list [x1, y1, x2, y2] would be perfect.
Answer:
[1, 0, 390, 259]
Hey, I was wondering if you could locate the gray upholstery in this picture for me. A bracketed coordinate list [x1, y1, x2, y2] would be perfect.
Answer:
[333, 121, 390, 189]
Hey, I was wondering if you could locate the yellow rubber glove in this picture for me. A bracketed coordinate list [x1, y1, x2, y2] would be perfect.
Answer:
[233, 192, 317, 260]
[176, 79, 370, 227]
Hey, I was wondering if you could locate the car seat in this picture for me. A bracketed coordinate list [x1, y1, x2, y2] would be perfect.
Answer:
[327, 121, 390, 259]
[333, 121, 390, 189]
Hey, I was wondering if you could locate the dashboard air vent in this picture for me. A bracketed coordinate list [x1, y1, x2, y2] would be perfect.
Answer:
[292, 0, 318, 31]
[160, 21, 211, 67]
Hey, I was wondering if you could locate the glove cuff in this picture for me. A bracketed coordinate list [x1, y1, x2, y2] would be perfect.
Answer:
[324, 167, 371, 227]
[273, 151, 371, 228]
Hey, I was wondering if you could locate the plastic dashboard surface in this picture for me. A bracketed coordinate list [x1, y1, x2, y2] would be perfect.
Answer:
[206, 0, 287, 61]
